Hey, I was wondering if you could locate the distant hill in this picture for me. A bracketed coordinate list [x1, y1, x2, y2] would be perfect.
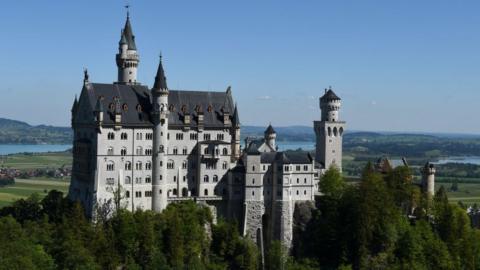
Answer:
[0, 118, 72, 144]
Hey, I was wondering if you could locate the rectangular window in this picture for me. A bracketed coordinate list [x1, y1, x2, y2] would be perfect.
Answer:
[216, 133, 224, 141]
[203, 133, 211, 141]
[176, 133, 184, 140]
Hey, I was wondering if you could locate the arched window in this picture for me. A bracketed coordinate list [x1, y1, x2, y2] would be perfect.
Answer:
[145, 162, 152, 170]
[108, 132, 115, 140]
[121, 132, 128, 140]
[204, 175, 209, 183]
[125, 161, 132, 170]
[173, 188, 177, 196]
[121, 147, 127, 156]
[333, 127, 338, 137]
[159, 145, 164, 153]
[215, 148, 220, 155]
[167, 160, 174, 169]
[182, 147, 188, 155]
[145, 176, 151, 183]
[204, 148, 209, 155]
[204, 189, 209, 196]
[136, 161, 142, 170]
[145, 148, 152, 155]
[173, 147, 178, 155]
[107, 147, 114, 155]
[136, 146, 143, 155]
[222, 161, 228, 170]
[223, 148, 228, 155]
[213, 175, 219, 182]
[125, 176, 131, 184]
[182, 160, 187, 169]
[339, 127, 344, 136]
[327, 127, 332, 137]
[106, 161, 114, 171]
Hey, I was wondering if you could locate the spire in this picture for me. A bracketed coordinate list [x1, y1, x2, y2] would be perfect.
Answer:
[265, 124, 276, 135]
[71, 95, 78, 113]
[233, 103, 240, 126]
[119, 30, 127, 45]
[94, 97, 104, 112]
[83, 68, 89, 84]
[122, 10, 137, 50]
[153, 54, 168, 90]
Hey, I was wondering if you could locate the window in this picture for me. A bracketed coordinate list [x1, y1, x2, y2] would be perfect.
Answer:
[107, 132, 115, 140]
[173, 176, 177, 182]
[222, 161, 228, 170]
[213, 175, 219, 182]
[136, 133, 143, 140]
[121, 132, 128, 140]
[252, 166, 255, 172]
[206, 162, 217, 170]
[296, 165, 301, 171]
[252, 191, 255, 196]
[159, 145, 164, 153]
[173, 147, 178, 155]
[167, 160, 174, 169]
[125, 176, 131, 184]
[304, 178, 307, 184]
[146, 133, 153, 140]
[106, 178, 114, 185]
[217, 133, 224, 141]
[107, 147, 114, 155]
[145, 162, 152, 170]
[304, 190, 307, 195]
[182, 147, 188, 155]
[106, 161, 114, 171]
[182, 160, 187, 169]
[190, 133, 198, 140]
[297, 178, 299, 184]
[136, 146, 143, 155]
[125, 161, 132, 171]
[284, 166, 289, 171]
[136, 161, 142, 170]
[204, 148, 209, 155]
[173, 188, 177, 195]
[304, 165, 308, 171]
[135, 177, 142, 184]
[145, 191, 152, 197]
[176, 133, 184, 140]
[145, 148, 152, 155]
[203, 133, 211, 141]
[126, 191, 130, 198]
[183, 176, 186, 182]
[252, 178, 255, 184]
[204, 189, 209, 196]
[121, 148, 127, 156]
[145, 176, 151, 183]
[135, 191, 142, 198]
[222, 148, 228, 155]
[204, 175, 209, 183]
[296, 190, 300, 195]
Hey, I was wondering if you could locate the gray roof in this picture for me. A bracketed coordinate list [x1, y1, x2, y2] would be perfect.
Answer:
[320, 89, 341, 101]
[244, 138, 264, 154]
[153, 57, 167, 90]
[81, 83, 235, 128]
[122, 16, 136, 50]
[265, 124, 276, 135]
[276, 151, 313, 164]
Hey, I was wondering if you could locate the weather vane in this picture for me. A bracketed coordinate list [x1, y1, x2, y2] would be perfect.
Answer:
[125, 4, 130, 17]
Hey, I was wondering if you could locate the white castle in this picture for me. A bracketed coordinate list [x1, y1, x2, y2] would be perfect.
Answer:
[68, 13, 346, 248]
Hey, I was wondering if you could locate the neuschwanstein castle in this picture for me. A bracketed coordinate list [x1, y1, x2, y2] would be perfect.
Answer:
[68, 13, 346, 248]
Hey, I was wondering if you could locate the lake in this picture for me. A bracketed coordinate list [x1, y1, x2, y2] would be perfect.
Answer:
[0, 144, 72, 155]
[0, 141, 314, 156]
[434, 156, 480, 165]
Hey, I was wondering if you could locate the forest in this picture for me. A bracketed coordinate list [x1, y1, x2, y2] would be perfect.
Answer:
[1, 165, 480, 269]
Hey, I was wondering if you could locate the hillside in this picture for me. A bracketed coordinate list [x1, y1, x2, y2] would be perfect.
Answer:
[0, 118, 72, 144]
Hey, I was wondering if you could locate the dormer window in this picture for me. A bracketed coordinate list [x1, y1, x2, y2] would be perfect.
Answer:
[181, 105, 187, 113]
[122, 103, 128, 111]
[109, 103, 115, 111]
[207, 105, 213, 113]
[169, 104, 175, 112]
[136, 104, 142, 112]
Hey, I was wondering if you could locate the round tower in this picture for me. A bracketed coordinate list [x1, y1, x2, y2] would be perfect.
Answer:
[116, 13, 139, 85]
[421, 162, 435, 196]
[264, 124, 277, 150]
[320, 87, 341, 122]
[151, 55, 169, 212]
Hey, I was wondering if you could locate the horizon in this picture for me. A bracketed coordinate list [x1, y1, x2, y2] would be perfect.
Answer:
[1, 1, 479, 133]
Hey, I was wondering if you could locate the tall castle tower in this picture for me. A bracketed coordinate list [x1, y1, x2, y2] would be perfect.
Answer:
[421, 162, 435, 197]
[314, 87, 346, 171]
[116, 12, 139, 84]
[151, 56, 169, 212]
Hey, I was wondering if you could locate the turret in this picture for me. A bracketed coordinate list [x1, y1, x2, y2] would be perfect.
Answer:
[151, 55, 169, 212]
[231, 103, 241, 161]
[116, 12, 139, 85]
[421, 162, 436, 197]
[320, 86, 341, 122]
[264, 124, 277, 151]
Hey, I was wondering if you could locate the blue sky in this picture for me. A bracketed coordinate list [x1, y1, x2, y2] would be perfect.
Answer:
[0, 1, 479, 133]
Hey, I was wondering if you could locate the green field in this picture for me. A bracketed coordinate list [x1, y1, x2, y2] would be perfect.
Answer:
[0, 152, 72, 207]
[0, 151, 72, 169]
[0, 178, 70, 207]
